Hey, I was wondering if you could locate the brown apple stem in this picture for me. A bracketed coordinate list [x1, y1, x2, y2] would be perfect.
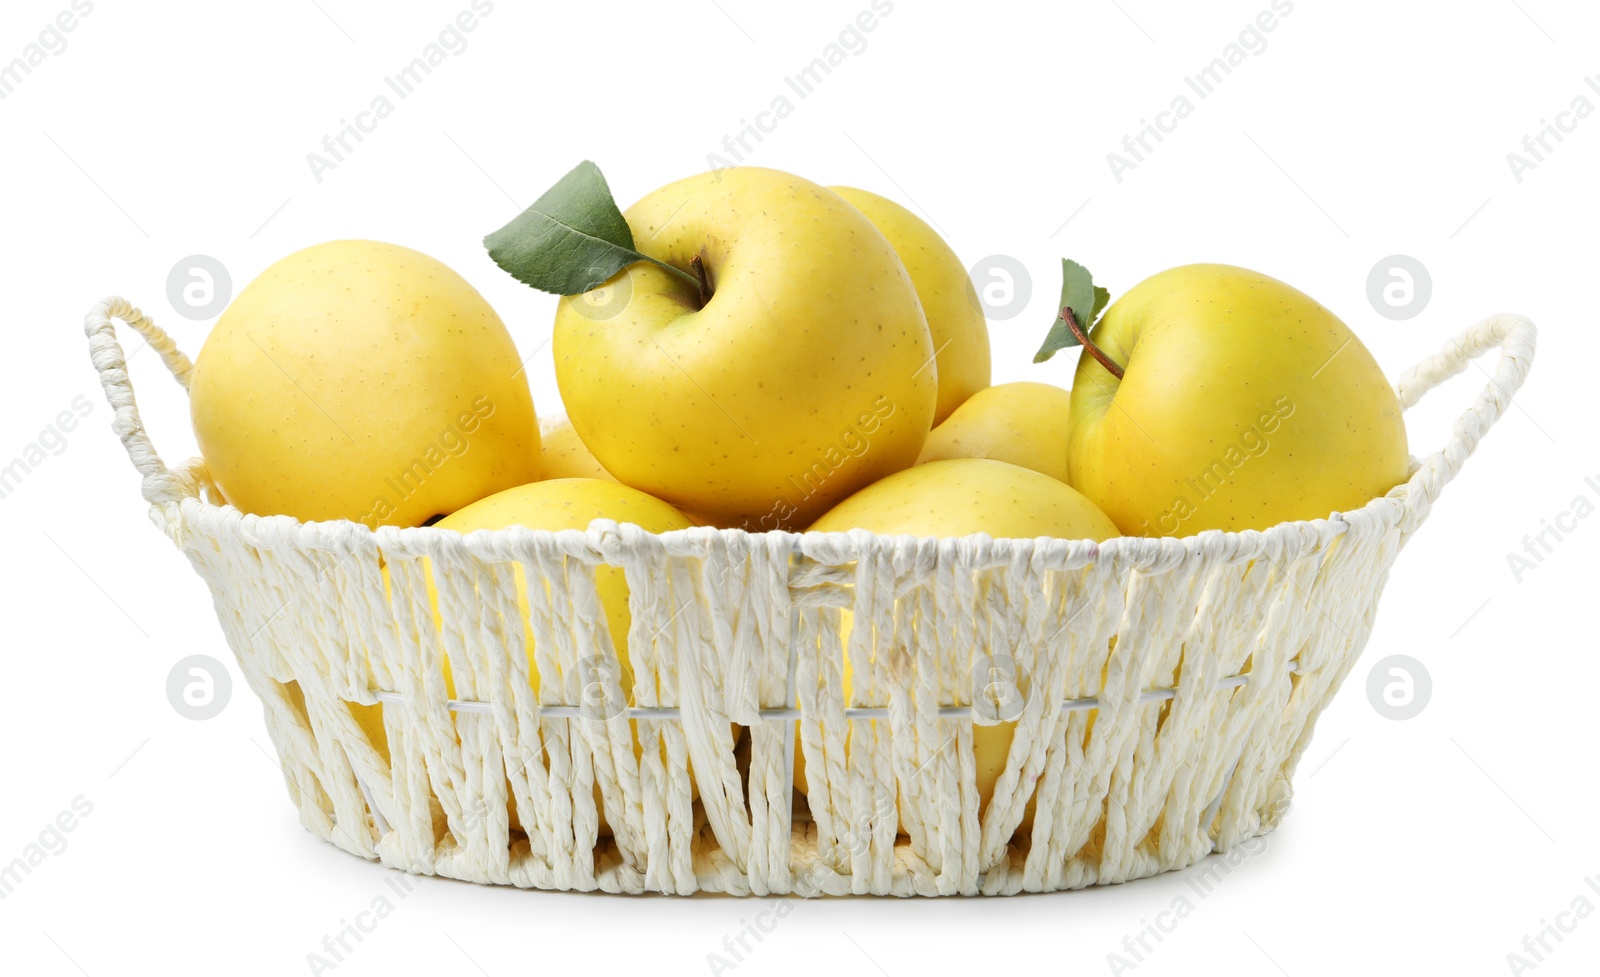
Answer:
[1062, 306, 1124, 381]
[691, 254, 714, 308]
[644, 255, 705, 298]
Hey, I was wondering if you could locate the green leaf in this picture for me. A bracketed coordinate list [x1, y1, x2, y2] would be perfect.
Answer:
[1033, 259, 1111, 363]
[483, 160, 699, 297]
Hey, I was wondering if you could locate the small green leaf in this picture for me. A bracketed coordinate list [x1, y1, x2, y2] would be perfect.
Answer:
[1033, 259, 1111, 363]
[484, 160, 699, 297]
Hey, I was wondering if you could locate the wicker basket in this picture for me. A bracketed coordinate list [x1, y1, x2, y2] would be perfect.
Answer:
[84, 297, 1535, 896]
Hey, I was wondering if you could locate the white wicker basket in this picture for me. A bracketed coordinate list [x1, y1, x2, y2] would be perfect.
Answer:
[84, 297, 1535, 896]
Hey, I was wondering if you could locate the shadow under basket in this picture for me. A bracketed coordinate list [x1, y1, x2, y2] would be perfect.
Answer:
[84, 297, 1535, 896]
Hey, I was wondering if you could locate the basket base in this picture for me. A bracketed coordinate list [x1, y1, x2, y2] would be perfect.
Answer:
[310, 805, 1286, 897]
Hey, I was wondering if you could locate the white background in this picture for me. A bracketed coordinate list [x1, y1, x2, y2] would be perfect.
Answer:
[1, 0, 1595, 974]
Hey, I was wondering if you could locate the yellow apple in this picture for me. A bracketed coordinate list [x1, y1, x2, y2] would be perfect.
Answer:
[1069, 264, 1409, 537]
[539, 416, 615, 482]
[829, 186, 991, 425]
[553, 168, 937, 531]
[799, 458, 1118, 829]
[190, 240, 540, 528]
[350, 700, 388, 761]
[915, 381, 1073, 482]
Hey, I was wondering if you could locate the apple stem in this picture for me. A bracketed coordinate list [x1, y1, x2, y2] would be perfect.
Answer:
[641, 255, 706, 302]
[691, 254, 714, 308]
[1062, 306, 1124, 380]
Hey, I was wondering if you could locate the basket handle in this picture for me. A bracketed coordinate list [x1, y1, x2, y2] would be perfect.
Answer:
[1393, 312, 1537, 517]
[84, 296, 199, 507]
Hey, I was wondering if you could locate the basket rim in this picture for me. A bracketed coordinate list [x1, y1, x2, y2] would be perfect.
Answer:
[157, 450, 1418, 569]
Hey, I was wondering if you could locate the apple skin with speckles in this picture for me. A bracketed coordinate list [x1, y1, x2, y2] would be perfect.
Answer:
[539, 416, 616, 482]
[1067, 264, 1409, 537]
[829, 185, 991, 426]
[916, 381, 1075, 482]
[189, 240, 540, 528]
[552, 168, 937, 531]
